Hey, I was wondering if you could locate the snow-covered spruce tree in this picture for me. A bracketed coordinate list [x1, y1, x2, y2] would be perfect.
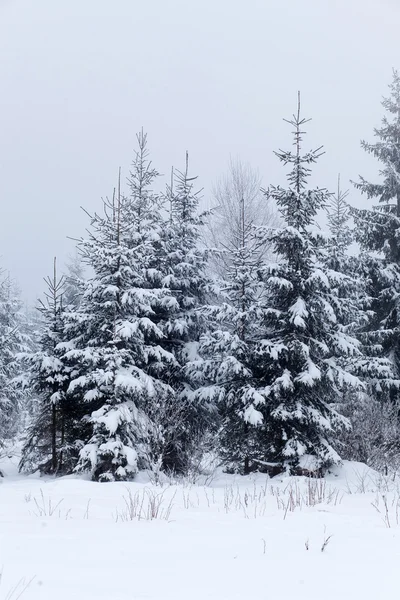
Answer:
[186, 167, 269, 474]
[257, 96, 364, 471]
[320, 180, 396, 466]
[153, 155, 211, 474]
[322, 179, 370, 376]
[17, 305, 41, 430]
[0, 275, 31, 451]
[350, 70, 400, 397]
[64, 134, 178, 482]
[19, 259, 74, 475]
[320, 181, 360, 393]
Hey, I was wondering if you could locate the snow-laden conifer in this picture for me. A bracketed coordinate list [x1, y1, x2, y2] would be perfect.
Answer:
[350, 71, 400, 394]
[19, 259, 74, 474]
[258, 96, 364, 470]
[186, 165, 269, 473]
[152, 156, 211, 473]
[323, 181, 366, 372]
[64, 133, 178, 482]
[0, 275, 28, 447]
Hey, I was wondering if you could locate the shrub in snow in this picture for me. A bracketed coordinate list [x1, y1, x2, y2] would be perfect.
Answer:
[338, 392, 400, 475]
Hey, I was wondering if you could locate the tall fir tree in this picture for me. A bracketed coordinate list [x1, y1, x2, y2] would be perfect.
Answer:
[156, 155, 211, 473]
[351, 70, 400, 396]
[63, 133, 179, 482]
[0, 274, 28, 449]
[323, 179, 364, 361]
[186, 172, 269, 474]
[324, 179, 395, 388]
[257, 96, 363, 470]
[320, 179, 394, 466]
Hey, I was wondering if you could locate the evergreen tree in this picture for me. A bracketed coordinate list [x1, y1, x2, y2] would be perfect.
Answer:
[353, 70, 400, 214]
[326, 177, 352, 263]
[63, 253, 85, 310]
[257, 96, 363, 470]
[186, 172, 269, 474]
[351, 70, 400, 394]
[320, 179, 395, 466]
[323, 179, 364, 360]
[324, 179, 395, 388]
[19, 259, 74, 474]
[65, 134, 178, 482]
[0, 274, 27, 447]
[188, 102, 366, 474]
[17, 304, 42, 429]
[155, 155, 210, 473]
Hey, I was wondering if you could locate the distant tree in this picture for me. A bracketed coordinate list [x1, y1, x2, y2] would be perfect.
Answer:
[0, 274, 27, 449]
[326, 176, 352, 257]
[187, 168, 269, 474]
[63, 253, 85, 309]
[205, 158, 279, 279]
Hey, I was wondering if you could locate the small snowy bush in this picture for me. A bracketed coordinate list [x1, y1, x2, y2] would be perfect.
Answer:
[339, 393, 400, 475]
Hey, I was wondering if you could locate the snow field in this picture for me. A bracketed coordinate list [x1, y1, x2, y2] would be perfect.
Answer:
[0, 460, 399, 599]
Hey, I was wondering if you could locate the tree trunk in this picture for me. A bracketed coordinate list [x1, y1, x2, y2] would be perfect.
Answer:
[51, 404, 57, 473]
[58, 412, 65, 474]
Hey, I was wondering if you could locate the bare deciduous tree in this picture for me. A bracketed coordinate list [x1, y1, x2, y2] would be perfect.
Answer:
[204, 157, 279, 278]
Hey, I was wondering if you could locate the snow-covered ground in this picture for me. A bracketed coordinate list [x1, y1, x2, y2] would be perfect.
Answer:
[0, 455, 399, 600]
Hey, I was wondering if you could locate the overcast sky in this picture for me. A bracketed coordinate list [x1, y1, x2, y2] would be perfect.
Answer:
[0, 0, 399, 304]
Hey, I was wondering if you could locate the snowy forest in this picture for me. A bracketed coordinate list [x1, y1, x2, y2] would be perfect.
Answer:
[3, 72, 400, 484]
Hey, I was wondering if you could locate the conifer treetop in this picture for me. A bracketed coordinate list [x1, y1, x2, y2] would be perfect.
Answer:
[327, 175, 351, 251]
[353, 69, 400, 213]
[257, 96, 363, 468]
[270, 92, 329, 232]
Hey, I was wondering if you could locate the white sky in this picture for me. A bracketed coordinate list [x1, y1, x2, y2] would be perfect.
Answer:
[0, 0, 399, 304]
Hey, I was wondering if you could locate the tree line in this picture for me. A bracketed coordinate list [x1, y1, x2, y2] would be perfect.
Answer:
[2, 72, 400, 481]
